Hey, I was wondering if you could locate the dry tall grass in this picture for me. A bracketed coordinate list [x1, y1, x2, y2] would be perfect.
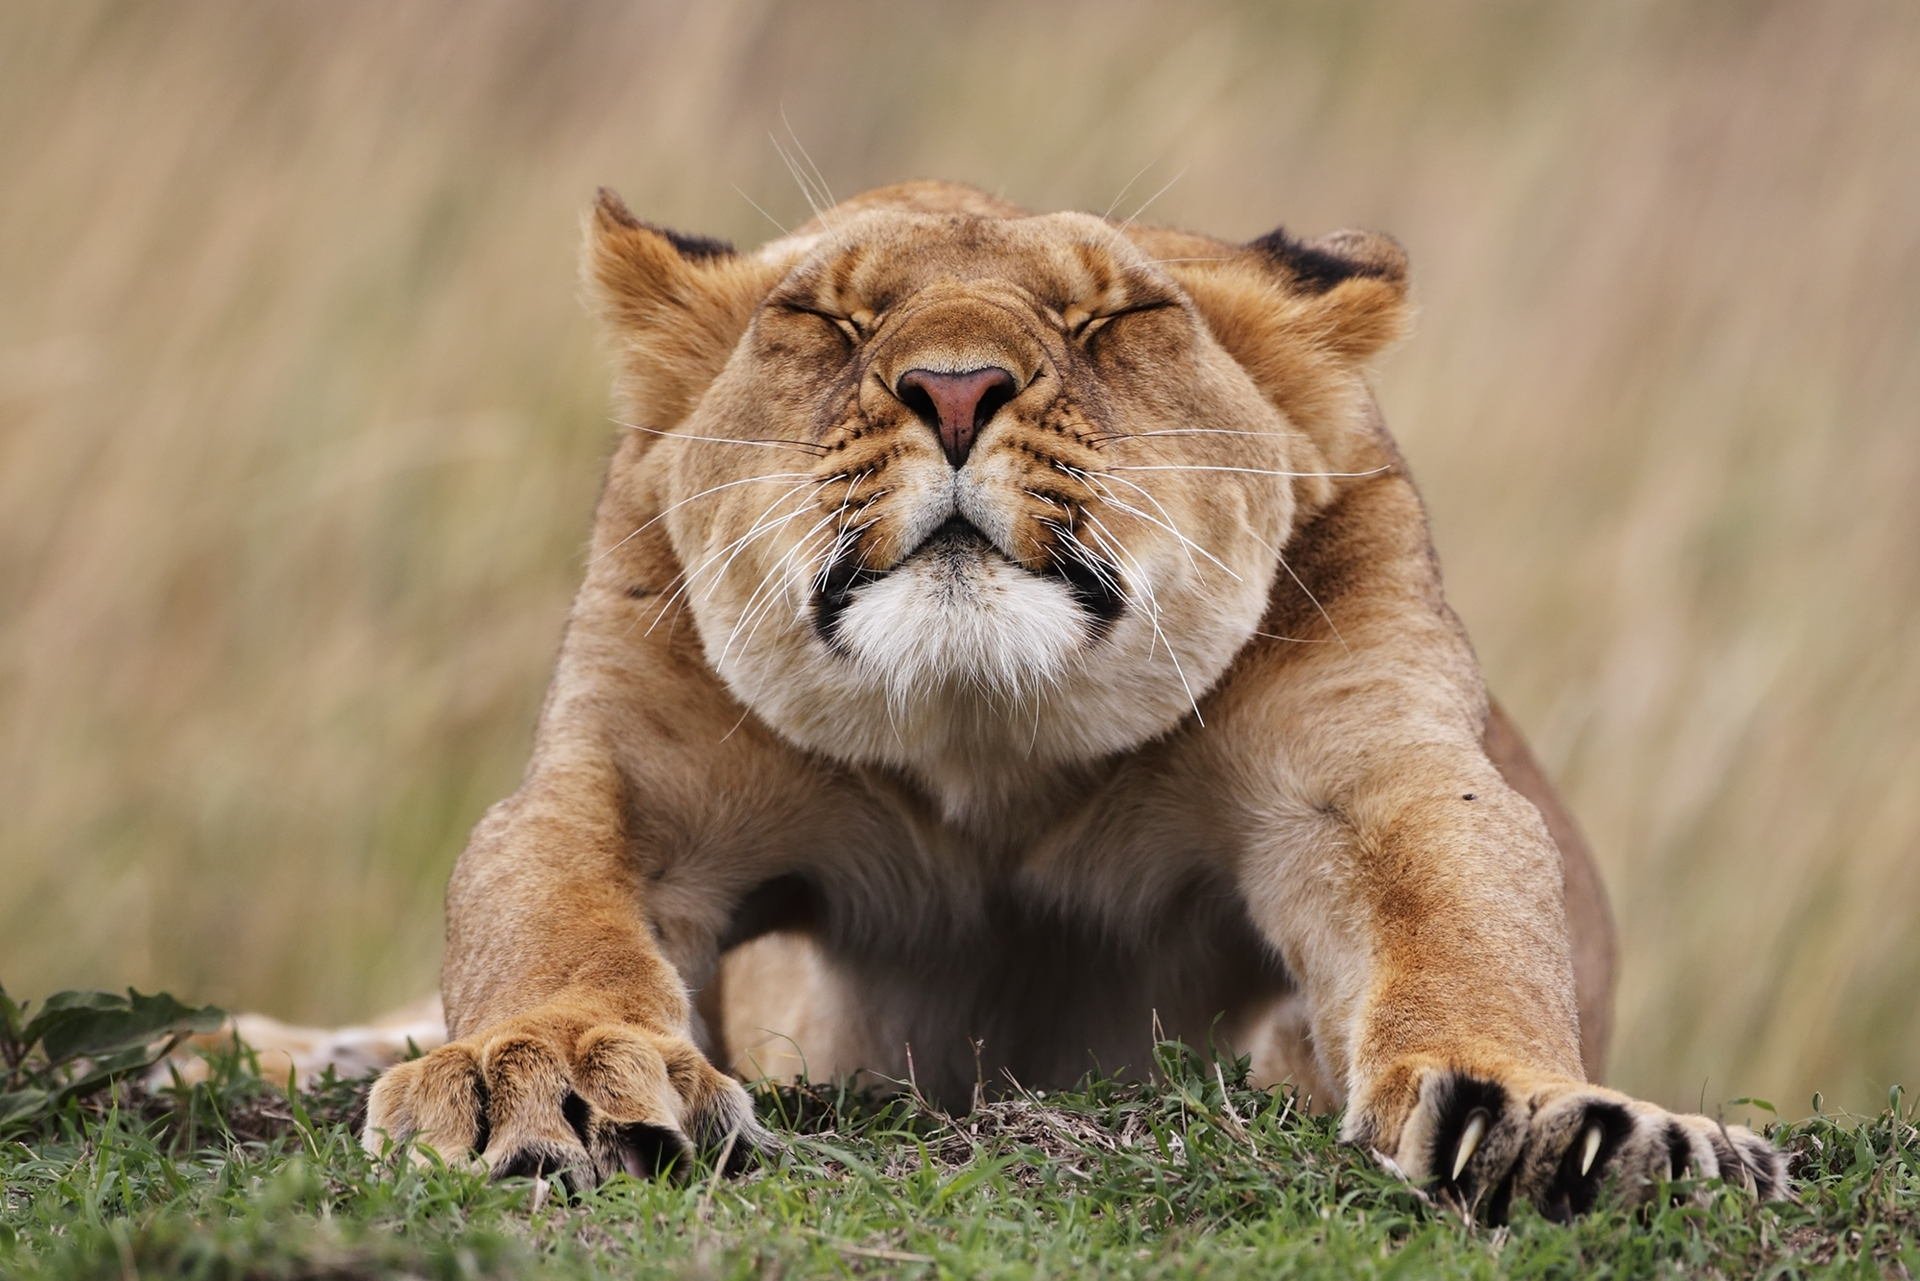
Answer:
[3, 1, 1914, 1117]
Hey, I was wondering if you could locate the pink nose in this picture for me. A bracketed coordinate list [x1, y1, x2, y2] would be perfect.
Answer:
[895, 366, 1018, 466]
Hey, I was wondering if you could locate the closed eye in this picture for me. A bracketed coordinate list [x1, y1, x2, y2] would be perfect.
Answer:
[779, 303, 867, 346]
[1070, 299, 1177, 343]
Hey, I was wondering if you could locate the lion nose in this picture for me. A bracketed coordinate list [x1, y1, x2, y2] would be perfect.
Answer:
[895, 366, 1018, 467]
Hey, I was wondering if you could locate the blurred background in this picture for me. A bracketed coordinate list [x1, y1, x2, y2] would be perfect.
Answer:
[2, 1, 1914, 1118]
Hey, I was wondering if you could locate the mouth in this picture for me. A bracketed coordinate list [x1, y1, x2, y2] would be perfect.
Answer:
[813, 515, 1127, 642]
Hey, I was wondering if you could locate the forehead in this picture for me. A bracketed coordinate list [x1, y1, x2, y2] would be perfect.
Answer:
[789, 210, 1159, 304]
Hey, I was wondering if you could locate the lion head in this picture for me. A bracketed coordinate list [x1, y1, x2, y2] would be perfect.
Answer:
[585, 182, 1408, 812]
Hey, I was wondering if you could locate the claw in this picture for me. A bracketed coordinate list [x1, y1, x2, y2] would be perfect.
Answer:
[1579, 1122, 1604, 1176]
[1452, 1110, 1488, 1181]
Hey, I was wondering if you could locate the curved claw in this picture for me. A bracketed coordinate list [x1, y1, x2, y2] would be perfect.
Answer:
[1579, 1122, 1604, 1177]
[1453, 1110, 1489, 1181]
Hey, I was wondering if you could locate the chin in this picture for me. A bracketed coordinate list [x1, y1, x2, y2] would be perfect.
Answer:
[831, 544, 1088, 706]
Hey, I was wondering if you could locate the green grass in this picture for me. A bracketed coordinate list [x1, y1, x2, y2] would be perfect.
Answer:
[5, 0, 1919, 1124]
[3, 1050, 1914, 1280]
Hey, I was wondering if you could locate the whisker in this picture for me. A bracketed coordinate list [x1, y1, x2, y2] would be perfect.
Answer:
[1103, 159, 1157, 220]
[1027, 674, 1044, 756]
[644, 506, 819, 640]
[1059, 521, 1151, 676]
[698, 477, 839, 604]
[735, 494, 879, 660]
[642, 480, 828, 635]
[1269, 545, 1350, 655]
[1253, 630, 1332, 645]
[717, 703, 758, 744]
[1058, 464, 1241, 582]
[591, 471, 818, 567]
[1046, 520, 1129, 604]
[780, 107, 837, 210]
[1084, 427, 1285, 446]
[1110, 464, 1394, 480]
[616, 420, 829, 455]
[1072, 512, 1160, 661]
[769, 134, 828, 227]
[1102, 465, 1352, 656]
[650, 503, 811, 639]
[1120, 165, 1188, 231]
[716, 507, 843, 669]
[1080, 520, 1204, 726]
[732, 184, 790, 236]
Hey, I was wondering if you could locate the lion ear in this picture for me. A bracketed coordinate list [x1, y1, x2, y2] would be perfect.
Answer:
[583, 187, 782, 425]
[1245, 225, 1410, 364]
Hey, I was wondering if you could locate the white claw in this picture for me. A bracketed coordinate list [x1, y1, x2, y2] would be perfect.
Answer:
[1579, 1122, 1604, 1176]
[1452, 1111, 1488, 1180]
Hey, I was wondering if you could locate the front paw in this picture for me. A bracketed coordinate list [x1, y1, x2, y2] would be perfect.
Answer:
[361, 1008, 772, 1190]
[1349, 1059, 1788, 1221]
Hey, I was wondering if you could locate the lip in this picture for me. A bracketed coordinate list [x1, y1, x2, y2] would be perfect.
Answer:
[812, 517, 981, 643]
[911, 514, 996, 556]
[813, 515, 1125, 642]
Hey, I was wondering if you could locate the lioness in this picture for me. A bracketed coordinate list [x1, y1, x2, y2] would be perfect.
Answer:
[359, 180, 1785, 1218]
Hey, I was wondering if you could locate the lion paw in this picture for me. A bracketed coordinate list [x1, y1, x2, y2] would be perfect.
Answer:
[362, 1011, 772, 1190]
[1354, 1062, 1788, 1221]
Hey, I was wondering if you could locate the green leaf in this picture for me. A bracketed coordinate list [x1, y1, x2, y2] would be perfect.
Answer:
[19, 989, 124, 1053]
[0, 983, 24, 1045]
[53, 1043, 163, 1104]
[31, 988, 225, 1066]
[0, 1086, 50, 1130]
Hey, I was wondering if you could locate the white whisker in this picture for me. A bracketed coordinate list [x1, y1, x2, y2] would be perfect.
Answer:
[698, 478, 837, 604]
[1081, 518, 1204, 726]
[1050, 522, 1128, 604]
[616, 420, 826, 455]
[1120, 166, 1187, 231]
[1061, 465, 1242, 582]
[716, 507, 842, 670]
[769, 134, 828, 227]
[732, 184, 790, 236]
[1110, 464, 1394, 480]
[644, 504, 819, 639]
[780, 107, 836, 210]
[1103, 160, 1157, 220]
[591, 471, 818, 567]
[1102, 464, 1351, 655]
[734, 486, 874, 661]
[1270, 546, 1350, 655]
[1086, 427, 1285, 444]
[642, 481, 826, 635]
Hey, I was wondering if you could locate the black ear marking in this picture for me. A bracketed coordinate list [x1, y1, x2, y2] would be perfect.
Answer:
[652, 226, 737, 261]
[1247, 226, 1407, 294]
[594, 185, 736, 260]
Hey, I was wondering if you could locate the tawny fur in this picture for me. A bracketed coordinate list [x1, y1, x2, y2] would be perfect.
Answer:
[331, 180, 1781, 1213]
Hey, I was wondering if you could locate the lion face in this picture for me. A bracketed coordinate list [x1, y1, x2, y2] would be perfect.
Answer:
[587, 188, 1405, 809]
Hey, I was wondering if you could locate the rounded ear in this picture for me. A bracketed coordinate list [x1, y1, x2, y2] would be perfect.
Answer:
[583, 187, 784, 425]
[1245, 226, 1411, 364]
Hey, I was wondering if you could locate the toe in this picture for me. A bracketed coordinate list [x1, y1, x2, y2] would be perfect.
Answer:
[1514, 1093, 1636, 1221]
[478, 1033, 595, 1184]
[1730, 1127, 1790, 1200]
[363, 1043, 488, 1164]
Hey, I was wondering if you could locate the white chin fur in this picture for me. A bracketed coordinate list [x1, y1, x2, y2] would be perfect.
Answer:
[834, 551, 1085, 705]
